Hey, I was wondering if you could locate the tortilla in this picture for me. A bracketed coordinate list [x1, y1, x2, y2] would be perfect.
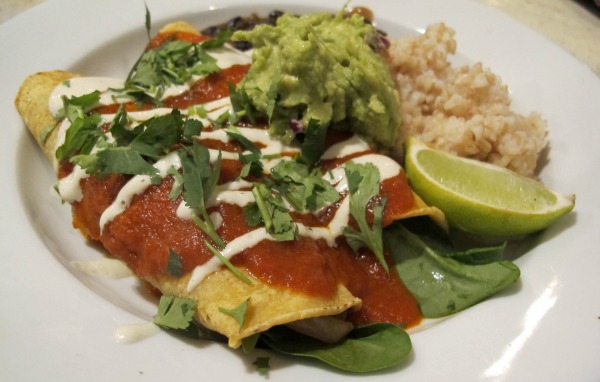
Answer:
[14, 70, 80, 163]
[148, 272, 360, 347]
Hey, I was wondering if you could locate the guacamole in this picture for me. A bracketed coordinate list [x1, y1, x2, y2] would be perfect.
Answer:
[232, 11, 400, 149]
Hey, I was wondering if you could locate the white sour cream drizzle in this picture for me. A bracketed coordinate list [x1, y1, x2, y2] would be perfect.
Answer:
[321, 134, 371, 160]
[114, 322, 161, 344]
[49, 77, 125, 117]
[51, 43, 404, 293]
[99, 151, 181, 231]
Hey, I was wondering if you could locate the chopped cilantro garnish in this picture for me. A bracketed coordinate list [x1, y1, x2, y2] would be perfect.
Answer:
[270, 160, 340, 213]
[39, 124, 57, 144]
[54, 92, 103, 162]
[298, 119, 328, 167]
[200, 28, 233, 50]
[55, 91, 101, 121]
[72, 108, 191, 181]
[243, 203, 263, 227]
[226, 125, 260, 155]
[167, 167, 184, 201]
[204, 240, 252, 285]
[167, 249, 184, 277]
[229, 83, 257, 125]
[153, 295, 196, 330]
[124, 32, 228, 102]
[144, 3, 152, 40]
[343, 161, 388, 272]
[226, 125, 264, 178]
[238, 151, 264, 179]
[251, 183, 296, 241]
[218, 298, 250, 327]
[74, 146, 160, 180]
[187, 104, 208, 118]
[179, 142, 225, 248]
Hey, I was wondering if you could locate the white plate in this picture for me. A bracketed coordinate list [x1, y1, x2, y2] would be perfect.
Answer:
[1, 0, 599, 380]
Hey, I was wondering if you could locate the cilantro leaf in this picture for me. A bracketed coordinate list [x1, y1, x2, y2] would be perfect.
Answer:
[178, 142, 225, 248]
[218, 298, 250, 327]
[226, 125, 264, 178]
[144, 3, 152, 40]
[229, 82, 257, 125]
[243, 202, 262, 228]
[343, 161, 388, 272]
[129, 109, 185, 159]
[270, 160, 340, 212]
[204, 240, 252, 285]
[39, 124, 57, 144]
[167, 167, 184, 201]
[55, 91, 101, 121]
[74, 109, 190, 181]
[226, 125, 260, 155]
[178, 141, 219, 211]
[298, 119, 327, 167]
[167, 249, 184, 277]
[125, 39, 221, 102]
[251, 183, 296, 241]
[200, 28, 233, 50]
[238, 152, 264, 179]
[56, 113, 103, 162]
[83, 147, 160, 179]
[182, 118, 203, 142]
[153, 295, 196, 330]
[55, 92, 103, 162]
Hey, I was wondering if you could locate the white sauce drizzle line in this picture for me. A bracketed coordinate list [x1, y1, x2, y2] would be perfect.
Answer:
[48, 77, 125, 117]
[99, 151, 181, 231]
[321, 134, 371, 160]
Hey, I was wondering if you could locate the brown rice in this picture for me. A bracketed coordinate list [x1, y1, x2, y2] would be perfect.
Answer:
[388, 23, 547, 177]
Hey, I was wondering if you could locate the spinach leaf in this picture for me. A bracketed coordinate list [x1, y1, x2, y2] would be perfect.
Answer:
[252, 357, 270, 376]
[385, 223, 520, 318]
[437, 242, 506, 265]
[261, 323, 411, 373]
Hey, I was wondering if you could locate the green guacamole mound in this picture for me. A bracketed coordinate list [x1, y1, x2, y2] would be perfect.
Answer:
[232, 11, 401, 149]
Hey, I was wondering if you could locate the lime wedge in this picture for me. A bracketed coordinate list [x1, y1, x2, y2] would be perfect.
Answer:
[404, 137, 575, 237]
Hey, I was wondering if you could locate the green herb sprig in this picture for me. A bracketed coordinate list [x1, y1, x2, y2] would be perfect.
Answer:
[178, 141, 225, 249]
[343, 161, 388, 272]
[124, 29, 232, 103]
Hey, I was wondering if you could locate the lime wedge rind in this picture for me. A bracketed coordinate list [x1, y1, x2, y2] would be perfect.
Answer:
[404, 137, 575, 237]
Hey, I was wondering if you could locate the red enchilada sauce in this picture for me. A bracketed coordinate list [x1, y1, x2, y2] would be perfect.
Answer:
[64, 29, 423, 328]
